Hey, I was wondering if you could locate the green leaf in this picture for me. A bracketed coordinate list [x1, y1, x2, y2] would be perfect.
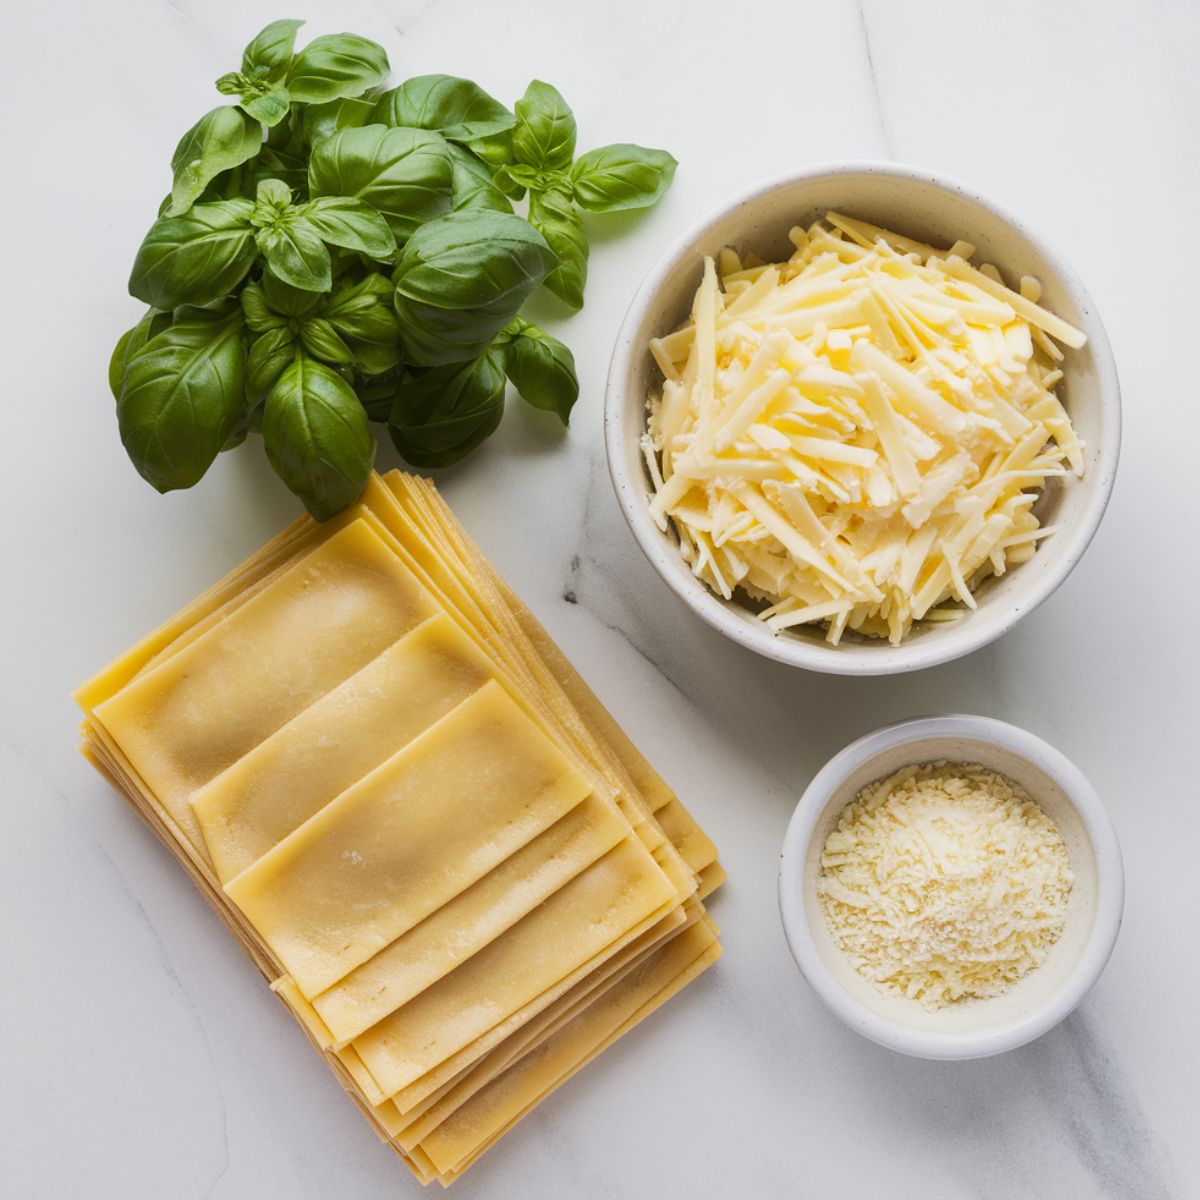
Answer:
[322, 270, 392, 314]
[392, 210, 557, 365]
[308, 125, 453, 242]
[528, 188, 588, 310]
[117, 302, 247, 491]
[109, 309, 171, 400]
[490, 165, 526, 201]
[446, 144, 511, 213]
[129, 199, 257, 309]
[298, 316, 355, 364]
[466, 128, 515, 169]
[262, 354, 376, 519]
[297, 95, 375, 149]
[109, 329, 135, 400]
[215, 20, 303, 129]
[501, 318, 578, 424]
[303, 196, 396, 259]
[192, 162, 254, 205]
[249, 137, 309, 196]
[241, 85, 291, 127]
[222, 408, 255, 451]
[321, 274, 404, 373]
[356, 368, 403, 422]
[502, 163, 543, 191]
[388, 351, 506, 467]
[286, 33, 389, 104]
[255, 177, 294, 211]
[239, 281, 288, 332]
[370, 75, 514, 143]
[262, 268, 324, 317]
[512, 80, 576, 170]
[242, 18, 304, 79]
[571, 143, 677, 212]
[167, 106, 262, 217]
[255, 214, 332, 292]
[246, 325, 296, 401]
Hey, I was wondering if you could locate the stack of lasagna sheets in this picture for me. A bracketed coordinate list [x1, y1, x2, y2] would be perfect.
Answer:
[75, 469, 723, 1186]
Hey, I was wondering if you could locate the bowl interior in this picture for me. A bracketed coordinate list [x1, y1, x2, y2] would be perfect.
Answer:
[609, 166, 1117, 673]
[797, 733, 1099, 1037]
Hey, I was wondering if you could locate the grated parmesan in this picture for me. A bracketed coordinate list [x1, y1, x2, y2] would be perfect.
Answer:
[644, 213, 1087, 645]
[817, 762, 1074, 1010]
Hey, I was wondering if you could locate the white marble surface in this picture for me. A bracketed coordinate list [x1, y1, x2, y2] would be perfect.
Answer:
[3, 0, 1198, 1196]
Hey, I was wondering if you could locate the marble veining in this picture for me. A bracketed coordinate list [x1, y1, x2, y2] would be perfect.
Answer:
[3, 0, 1198, 1197]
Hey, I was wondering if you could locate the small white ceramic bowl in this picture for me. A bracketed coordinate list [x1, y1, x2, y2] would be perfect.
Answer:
[605, 162, 1121, 675]
[778, 715, 1123, 1059]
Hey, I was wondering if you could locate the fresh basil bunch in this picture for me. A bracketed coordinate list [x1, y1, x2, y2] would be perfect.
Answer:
[110, 19, 677, 519]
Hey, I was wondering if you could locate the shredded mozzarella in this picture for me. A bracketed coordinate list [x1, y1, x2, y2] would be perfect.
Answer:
[644, 213, 1087, 644]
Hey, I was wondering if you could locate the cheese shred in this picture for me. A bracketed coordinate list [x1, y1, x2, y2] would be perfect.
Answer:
[818, 762, 1074, 1010]
[645, 214, 1087, 645]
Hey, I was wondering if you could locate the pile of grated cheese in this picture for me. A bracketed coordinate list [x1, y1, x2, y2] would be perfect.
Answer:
[817, 762, 1074, 1010]
[643, 212, 1088, 645]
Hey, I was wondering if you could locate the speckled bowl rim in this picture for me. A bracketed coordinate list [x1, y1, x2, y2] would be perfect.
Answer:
[777, 715, 1124, 1059]
[604, 160, 1122, 675]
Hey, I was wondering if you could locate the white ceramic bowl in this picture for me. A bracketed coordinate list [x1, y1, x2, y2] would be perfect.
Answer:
[778, 715, 1123, 1059]
[605, 162, 1121, 675]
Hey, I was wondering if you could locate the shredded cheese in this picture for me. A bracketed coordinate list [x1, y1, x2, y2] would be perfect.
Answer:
[818, 763, 1074, 1010]
[644, 213, 1087, 645]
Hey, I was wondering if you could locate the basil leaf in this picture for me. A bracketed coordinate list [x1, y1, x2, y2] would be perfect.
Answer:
[297, 95, 375, 149]
[255, 214, 332, 291]
[370, 75, 514, 143]
[240, 85, 290, 127]
[322, 270, 392, 315]
[167, 106, 262, 217]
[466, 129, 515, 169]
[512, 80, 575, 171]
[242, 18, 304, 79]
[303, 196, 396, 259]
[321, 275, 403, 373]
[117, 302, 247, 491]
[216, 20, 302, 130]
[388, 351, 506, 467]
[245, 121, 310, 196]
[447, 144, 511, 213]
[239, 281, 288, 332]
[357, 368, 403, 422]
[490, 165, 526, 201]
[192, 162, 254, 205]
[262, 268, 323, 317]
[527, 188, 588, 310]
[263, 355, 376, 519]
[298, 316, 354, 364]
[392, 210, 557, 365]
[109, 309, 171, 400]
[222, 410, 254, 451]
[308, 125, 453, 242]
[502, 163, 543, 191]
[246, 325, 296, 401]
[254, 177, 294, 211]
[571, 143, 678, 212]
[129, 199, 256, 309]
[286, 33, 389, 104]
[501, 319, 578, 425]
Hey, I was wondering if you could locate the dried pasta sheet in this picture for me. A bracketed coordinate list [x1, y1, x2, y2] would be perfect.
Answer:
[74, 469, 725, 1188]
[225, 681, 593, 997]
[349, 835, 678, 1099]
[94, 520, 436, 854]
[191, 613, 494, 882]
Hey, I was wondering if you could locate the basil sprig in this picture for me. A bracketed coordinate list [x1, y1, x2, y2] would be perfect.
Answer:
[110, 18, 678, 519]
